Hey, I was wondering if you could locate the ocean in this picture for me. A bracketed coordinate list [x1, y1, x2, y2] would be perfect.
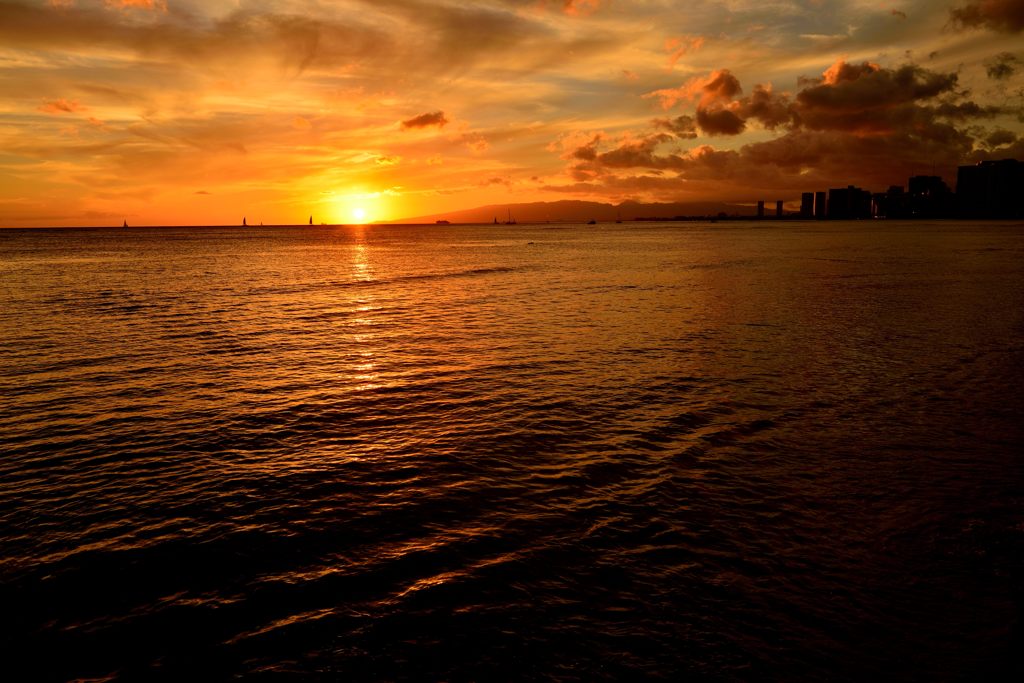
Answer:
[2, 221, 1022, 680]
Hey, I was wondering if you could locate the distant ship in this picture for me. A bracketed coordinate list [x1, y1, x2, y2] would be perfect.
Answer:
[436, 219, 450, 225]
[309, 216, 313, 225]
[587, 219, 597, 225]
[242, 217, 247, 227]
[122, 219, 127, 228]
[504, 209, 516, 225]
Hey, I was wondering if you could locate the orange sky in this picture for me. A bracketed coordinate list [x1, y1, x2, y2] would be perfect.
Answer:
[1, 0, 1022, 226]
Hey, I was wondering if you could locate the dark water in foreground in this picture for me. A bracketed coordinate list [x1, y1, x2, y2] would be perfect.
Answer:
[1, 221, 1023, 681]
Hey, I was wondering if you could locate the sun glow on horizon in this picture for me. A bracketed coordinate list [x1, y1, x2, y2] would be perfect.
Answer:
[329, 190, 390, 225]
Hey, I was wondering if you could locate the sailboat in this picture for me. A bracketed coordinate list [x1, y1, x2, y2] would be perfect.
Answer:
[504, 209, 516, 225]
[242, 217, 247, 227]
[309, 215, 313, 226]
[122, 219, 127, 228]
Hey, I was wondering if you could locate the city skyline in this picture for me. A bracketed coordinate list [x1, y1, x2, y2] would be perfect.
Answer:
[1, 0, 1024, 227]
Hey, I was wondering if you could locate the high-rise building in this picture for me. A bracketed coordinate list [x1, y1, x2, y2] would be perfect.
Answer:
[814, 191, 827, 219]
[827, 185, 871, 219]
[757, 200, 765, 219]
[800, 193, 814, 218]
[872, 185, 908, 218]
[908, 175, 954, 217]
[775, 200, 783, 218]
[956, 159, 1024, 218]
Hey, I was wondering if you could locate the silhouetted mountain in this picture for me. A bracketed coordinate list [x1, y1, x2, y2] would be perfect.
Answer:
[387, 200, 756, 224]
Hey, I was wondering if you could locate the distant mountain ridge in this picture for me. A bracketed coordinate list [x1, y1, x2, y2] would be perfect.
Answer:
[387, 199, 757, 224]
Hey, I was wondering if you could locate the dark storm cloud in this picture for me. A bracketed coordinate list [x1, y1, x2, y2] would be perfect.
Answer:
[985, 128, 1018, 147]
[949, 0, 1024, 33]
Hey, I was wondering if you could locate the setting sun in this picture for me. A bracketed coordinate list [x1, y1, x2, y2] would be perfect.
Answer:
[352, 207, 367, 224]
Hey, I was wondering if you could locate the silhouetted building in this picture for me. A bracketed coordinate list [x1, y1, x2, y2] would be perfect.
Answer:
[775, 200, 783, 218]
[908, 175, 954, 218]
[871, 192, 886, 218]
[956, 159, 1024, 218]
[827, 185, 871, 219]
[757, 200, 765, 219]
[800, 192, 814, 218]
[814, 191, 826, 219]
[872, 185, 910, 218]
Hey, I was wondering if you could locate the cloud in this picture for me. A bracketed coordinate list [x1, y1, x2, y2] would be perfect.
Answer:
[562, 0, 600, 17]
[694, 69, 743, 107]
[696, 107, 746, 136]
[105, 0, 166, 9]
[555, 57, 1017, 203]
[455, 131, 489, 152]
[592, 133, 677, 169]
[38, 98, 86, 114]
[665, 35, 706, 70]
[794, 61, 960, 134]
[401, 111, 449, 130]
[950, 1, 1024, 33]
[644, 70, 741, 110]
[645, 69, 751, 136]
[648, 60, 981, 139]
[985, 52, 1020, 79]
[653, 115, 698, 139]
[740, 84, 793, 130]
[985, 129, 1017, 147]
[2, 1, 589, 82]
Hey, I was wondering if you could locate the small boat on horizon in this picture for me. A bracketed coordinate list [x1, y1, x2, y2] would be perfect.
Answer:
[504, 209, 516, 225]
[242, 217, 247, 227]
[123, 219, 127, 228]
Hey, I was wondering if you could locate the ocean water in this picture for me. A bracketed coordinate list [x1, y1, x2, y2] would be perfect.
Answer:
[1, 221, 1022, 681]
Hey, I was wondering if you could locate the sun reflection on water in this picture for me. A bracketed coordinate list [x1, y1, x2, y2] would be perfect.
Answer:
[347, 229, 383, 391]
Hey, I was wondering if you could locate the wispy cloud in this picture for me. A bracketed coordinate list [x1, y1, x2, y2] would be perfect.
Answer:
[38, 98, 87, 114]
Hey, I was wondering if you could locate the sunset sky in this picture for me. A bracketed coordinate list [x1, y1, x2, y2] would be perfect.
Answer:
[1, 0, 1023, 226]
